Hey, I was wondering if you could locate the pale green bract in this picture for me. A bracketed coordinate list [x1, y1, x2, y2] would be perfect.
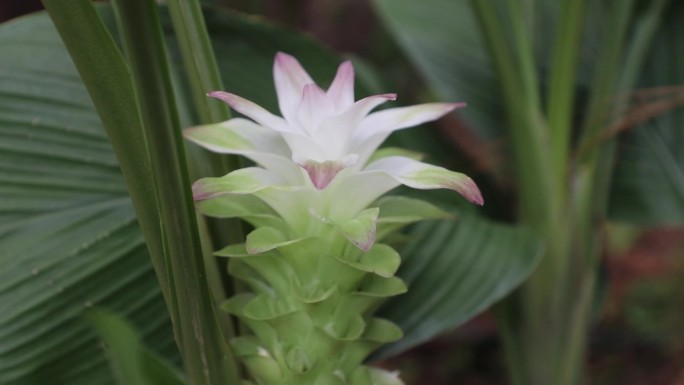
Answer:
[185, 53, 483, 385]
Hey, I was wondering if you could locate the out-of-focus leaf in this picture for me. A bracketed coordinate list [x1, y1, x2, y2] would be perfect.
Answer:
[609, 6, 684, 225]
[0, 6, 353, 385]
[375, 214, 543, 359]
[88, 310, 187, 385]
[371, 0, 503, 141]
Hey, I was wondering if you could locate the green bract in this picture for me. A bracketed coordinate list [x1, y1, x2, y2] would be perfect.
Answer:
[186, 53, 483, 385]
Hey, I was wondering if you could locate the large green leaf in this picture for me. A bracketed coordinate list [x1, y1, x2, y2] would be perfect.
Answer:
[371, 0, 503, 141]
[0, 6, 352, 385]
[609, 5, 684, 225]
[0, 12, 179, 385]
[376, 213, 543, 359]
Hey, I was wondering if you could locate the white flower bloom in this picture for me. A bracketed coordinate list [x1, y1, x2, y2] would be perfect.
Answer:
[185, 52, 482, 245]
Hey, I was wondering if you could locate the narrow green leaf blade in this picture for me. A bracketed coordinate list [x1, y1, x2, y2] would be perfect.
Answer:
[609, 6, 684, 225]
[88, 310, 187, 385]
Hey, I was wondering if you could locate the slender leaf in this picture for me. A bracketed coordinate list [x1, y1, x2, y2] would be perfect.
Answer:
[112, 1, 232, 383]
[88, 310, 187, 385]
[609, 4, 684, 225]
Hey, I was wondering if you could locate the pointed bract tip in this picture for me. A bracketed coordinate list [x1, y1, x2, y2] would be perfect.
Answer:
[182, 126, 197, 139]
[275, 51, 293, 60]
[355, 237, 375, 252]
[206, 91, 243, 109]
[462, 179, 484, 206]
[207, 90, 231, 100]
[191, 182, 208, 201]
[336, 60, 354, 75]
[447, 102, 467, 112]
[274, 52, 299, 68]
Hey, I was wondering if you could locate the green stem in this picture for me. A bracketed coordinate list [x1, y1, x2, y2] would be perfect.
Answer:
[165, 0, 247, 344]
[578, 0, 635, 145]
[166, 1, 230, 124]
[617, 0, 669, 93]
[469, 0, 553, 229]
[559, 6, 668, 381]
[111, 1, 231, 384]
[506, 0, 543, 116]
[547, 0, 587, 202]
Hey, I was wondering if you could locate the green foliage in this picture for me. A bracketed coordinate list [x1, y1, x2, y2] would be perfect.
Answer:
[609, 4, 684, 225]
[0, 6, 346, 385]
[371, 0, 501, 141]
[1, 3, 546, 385]
[376, 214, 543, 358]
[0, 12, 176, 384]
[373, 1, 675, 385]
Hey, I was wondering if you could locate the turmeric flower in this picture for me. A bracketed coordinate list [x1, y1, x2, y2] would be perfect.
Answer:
[186, 53, 482, 248]
[185, 53, 484, 385]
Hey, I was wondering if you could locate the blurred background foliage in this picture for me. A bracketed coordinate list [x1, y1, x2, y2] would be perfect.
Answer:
[1, 1, 683, 385]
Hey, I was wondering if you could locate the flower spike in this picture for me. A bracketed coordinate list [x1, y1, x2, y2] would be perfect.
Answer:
[188, 52, 483, 385]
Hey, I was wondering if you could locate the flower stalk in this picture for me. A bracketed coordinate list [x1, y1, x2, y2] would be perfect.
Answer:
[186, 53, 483, 385]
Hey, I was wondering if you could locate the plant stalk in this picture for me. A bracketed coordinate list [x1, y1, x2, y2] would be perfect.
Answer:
[111, 1, 233, 383]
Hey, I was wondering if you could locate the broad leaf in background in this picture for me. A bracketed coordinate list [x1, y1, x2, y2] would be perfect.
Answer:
[0, 7, 352, 385]
[609, 5, 684, 225]
[371, 0, 502, 142]
[376, 213, 543, 358]
[0, 12, 178, 385]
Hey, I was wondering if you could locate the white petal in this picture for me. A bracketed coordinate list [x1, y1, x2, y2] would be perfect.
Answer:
[323, 168, 401, 221]
[281, 131, 328, 162]
[365, 156, 484, 205]
[297, 84, 335, 134]
[355, 102, 464, 142]
[352, 102, 464, 165]
[256, 187, 323, 234]
[184, 118, 289, 156]
[208, 91, 289, 132]
[353, 131, 393, 167]
[192, 167, 284, 201]
[326, 60, 355, 111]
[273, 52, 315, 123]
[314, 94, 396, 159]
[193, 168, 320, 233]
[184, 118, 304, 184]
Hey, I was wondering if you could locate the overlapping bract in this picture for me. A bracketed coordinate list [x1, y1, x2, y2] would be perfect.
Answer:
[186, 53, 483, 385]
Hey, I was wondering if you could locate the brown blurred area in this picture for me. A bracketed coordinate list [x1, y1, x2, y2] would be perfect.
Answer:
[0, 0, 43, 23]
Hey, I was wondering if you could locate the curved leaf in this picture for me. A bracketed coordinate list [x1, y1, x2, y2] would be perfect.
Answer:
[375, 214, 543, 359]
[0, 12, 178, 385]
[371, 0, 502, 141]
